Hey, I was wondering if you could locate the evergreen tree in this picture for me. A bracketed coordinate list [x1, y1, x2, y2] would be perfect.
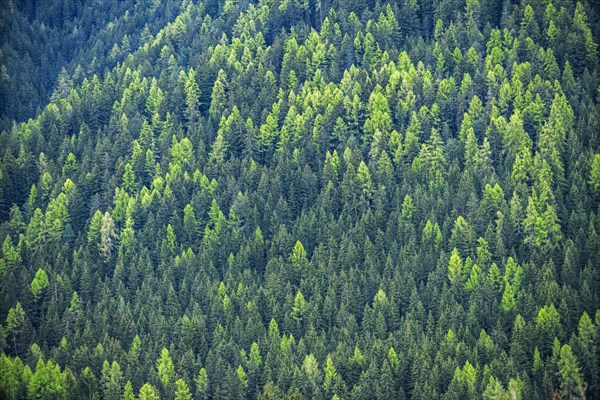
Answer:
[558, 344, 586, 399]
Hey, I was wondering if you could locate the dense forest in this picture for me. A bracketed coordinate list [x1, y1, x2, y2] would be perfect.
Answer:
[1, 0, 600, 398]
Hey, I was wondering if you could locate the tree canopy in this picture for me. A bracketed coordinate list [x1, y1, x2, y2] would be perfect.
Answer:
[1, 0, 600, 399]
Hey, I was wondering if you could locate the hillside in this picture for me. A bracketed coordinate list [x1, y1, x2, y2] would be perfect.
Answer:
[1, 0, 600, 399]
[0, 0, 186, 129]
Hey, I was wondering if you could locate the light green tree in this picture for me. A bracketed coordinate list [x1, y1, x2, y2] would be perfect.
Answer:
[323, 355, 337, 393]
[174, 378, 192, 400]
[30, 268, 49, 299]
[236, 365, 248, 391]
[195, 368, 209, 399]
[27, 358, 66, 400]
[156, 348, 175, 391]
[558, 344, 586, 399]
[101, 360, 124, 400]
[448, 248, 463, 285]
[6, 302, 26, 354]
[138, 383, 160, 400]
[122, 381, 135, 400]
[292, 291, 307, 322]
[589, 154, 600, 190]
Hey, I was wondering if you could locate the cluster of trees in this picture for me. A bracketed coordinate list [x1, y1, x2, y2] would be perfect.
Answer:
[0, 0, 187, 130]
[1, 0, 600, 398]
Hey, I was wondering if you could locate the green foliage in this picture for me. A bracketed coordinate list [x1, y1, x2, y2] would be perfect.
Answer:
[292, 291, 307, 322]
[156, 348, 175, 390]
[174, 378, 192, 400]
[290, 240, 307, 265]
[101, 360, 124, 400]
[450, 360, 477, 398]
[558, 344, 586, 399]
[524, 187, 561, 249]
[27, 358, 66, 400]
[123, 381, 135, 400]
[322, 355, 337, 393]
[99, 212, 117, 260]
[483, 375, 505, 399]
[195, 368, 209, 399]
[184, 68, 201, 125]
[448, 248, 463, 285]
[1, 0, 599, 399]
[138, 383, 160, 400]
[0, 354, 28, 399]
[30, 268, 49, 299]
[6, 302, 25, 340]
[401, 195, 415, 220]
[236, 365, 248, 389]
[590, 154, 600, 190]
[301, 354, 321, 390]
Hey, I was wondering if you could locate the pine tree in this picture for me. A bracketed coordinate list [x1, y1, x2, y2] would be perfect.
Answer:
[195, 368, 209, 400]
[30, 268, 49, 300]
[589, 154, 600, 191]
[138, 383, 160, 400]
[27, 358, 67, 400]
[6, 301, 27, 355]
[574, 312, 597, 395]
[376, 359, 396, 400]
[209, 69, 228, 126]
[174, 378, 192, 400]
[79, 367, 100, 400]
[156, 348, 175, 395]
[122, 381, 134, 400]
[101, 360, 124, 400]
[184, 68, 201, 126]
[448, 248, 463, 286]
[558, 344, 586, 399]
[99, 212, 117, 261]
[322, 355, 337, 395]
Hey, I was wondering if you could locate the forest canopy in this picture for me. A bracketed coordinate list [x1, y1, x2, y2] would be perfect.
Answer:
[1, 0, 600, 399]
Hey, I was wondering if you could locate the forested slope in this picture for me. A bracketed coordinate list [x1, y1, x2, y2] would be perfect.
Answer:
[1, 0, 600, 399]
[0, 0, 187, 129]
